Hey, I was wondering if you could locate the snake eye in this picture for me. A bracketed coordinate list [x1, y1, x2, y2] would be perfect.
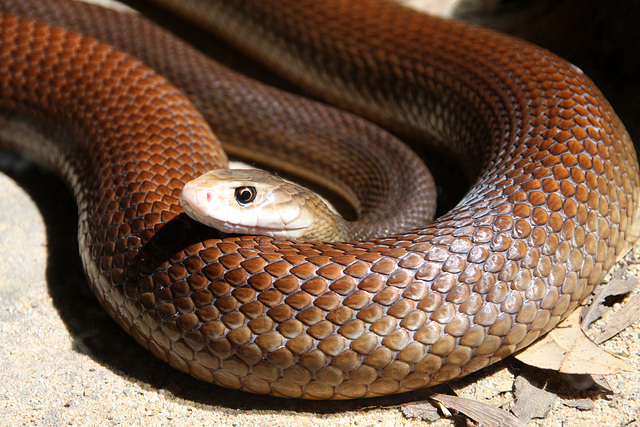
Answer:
[234, 186, 256, 205]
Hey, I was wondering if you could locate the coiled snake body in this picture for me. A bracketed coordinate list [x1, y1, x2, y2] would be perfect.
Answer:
[0, 0, 639, 400]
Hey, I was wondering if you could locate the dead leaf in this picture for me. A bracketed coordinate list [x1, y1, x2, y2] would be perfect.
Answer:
[511, 376, 557, 422]
[582, 273, 638, 329]
[514, 310, 633, 375]
[401, 401, 442, 422]
[429, 393, 527, 427]
[595, 291, 640, 343]
[562, 398, 595, 411]
[588, 374, 614, 392]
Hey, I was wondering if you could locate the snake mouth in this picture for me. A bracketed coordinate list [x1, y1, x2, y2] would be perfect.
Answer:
[180, 191, 309, 236]
[213, 216, 309, 234]
[202, 218, 309, 238]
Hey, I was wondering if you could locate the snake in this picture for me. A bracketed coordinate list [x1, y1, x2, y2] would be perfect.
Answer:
[180, 169, 361, 242]
[0, 0, 639, 400]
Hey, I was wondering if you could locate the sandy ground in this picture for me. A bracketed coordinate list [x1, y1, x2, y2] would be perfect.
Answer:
[1, 0, 640, 426]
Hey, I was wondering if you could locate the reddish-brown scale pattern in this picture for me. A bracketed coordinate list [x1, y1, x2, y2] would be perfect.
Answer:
[0, 0, 639, 400]
[0, 0, 435, 242]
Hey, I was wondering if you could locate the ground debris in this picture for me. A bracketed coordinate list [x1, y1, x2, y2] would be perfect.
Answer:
[428, 393, 526, 427]
[595, 291, 640, 343]
[582, 272, 638, 329]
[511, 376, 556, 422]
[514, 311, 633, 375]
[401, 401, 442, 422]
[561, 398, 595, 411]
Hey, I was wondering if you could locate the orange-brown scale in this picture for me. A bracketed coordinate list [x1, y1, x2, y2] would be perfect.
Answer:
[0, 0, 639, 401]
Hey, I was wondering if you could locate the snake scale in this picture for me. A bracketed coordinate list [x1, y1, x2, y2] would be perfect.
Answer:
[0, 0, 639, 400]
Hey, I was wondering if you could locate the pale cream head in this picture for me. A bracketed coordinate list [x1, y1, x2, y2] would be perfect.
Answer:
[180, 169, 347, 241]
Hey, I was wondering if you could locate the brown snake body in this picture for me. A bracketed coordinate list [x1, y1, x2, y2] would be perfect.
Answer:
[1, 0, 639, 400]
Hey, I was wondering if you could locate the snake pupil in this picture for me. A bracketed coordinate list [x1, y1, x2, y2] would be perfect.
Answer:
[234, 186, 257, 205]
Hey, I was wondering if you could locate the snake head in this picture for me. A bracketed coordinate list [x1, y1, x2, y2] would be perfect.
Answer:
[180, 168, 341, 240]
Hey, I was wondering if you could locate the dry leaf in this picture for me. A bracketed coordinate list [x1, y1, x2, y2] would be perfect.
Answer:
[595, 291, 640, 343]
[562, 398, 595, 411]
[511, 376, 557, 422]
[582, 274, 638, 329]
[429, 393, 527, 427]
[401, 401, 442, 422]
[514, 310, 633, 374]
[587, 374, 613, 392]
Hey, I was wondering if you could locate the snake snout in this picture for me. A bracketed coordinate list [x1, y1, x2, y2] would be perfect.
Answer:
[179, 179, 213, 226]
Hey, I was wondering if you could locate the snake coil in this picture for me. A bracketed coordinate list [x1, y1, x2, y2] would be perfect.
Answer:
[0, 0, 638, 400]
